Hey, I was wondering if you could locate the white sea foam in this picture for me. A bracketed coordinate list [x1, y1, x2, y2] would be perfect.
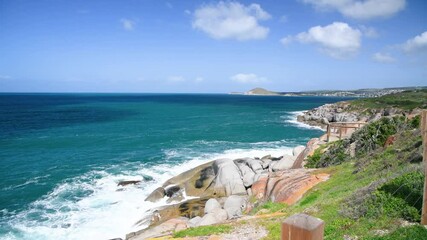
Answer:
[283, 111, 325, 131]
[2, 144, 294, 240]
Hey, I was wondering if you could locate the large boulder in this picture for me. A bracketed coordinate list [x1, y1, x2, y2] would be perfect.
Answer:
[245, 158, 263, 173]
[188, 216, 202, 228]
[251, 176, 268, 200]
[204, 198, 221, 214]
[198, 208, 228, 226]
[235, 160, 256, 187]
[223, 195, 247, 219]
[214, 159, 247, 196]
[292, 146, 305, 157]
[272, 155, 296, 172]
[145, 187, 165, 202]
[162, 161, 217, 198]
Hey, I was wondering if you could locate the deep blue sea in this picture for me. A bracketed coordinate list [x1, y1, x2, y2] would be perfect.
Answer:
[0, 93, 351, 239]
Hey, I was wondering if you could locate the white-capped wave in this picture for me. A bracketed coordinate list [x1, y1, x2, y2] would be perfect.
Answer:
[1, 144, 294, 240]
[283, 111, 325, 131]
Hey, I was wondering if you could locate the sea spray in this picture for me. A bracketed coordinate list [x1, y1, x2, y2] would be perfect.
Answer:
[1, 146, 294, 240]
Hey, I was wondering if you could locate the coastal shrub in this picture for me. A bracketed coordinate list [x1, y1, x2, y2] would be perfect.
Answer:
[354, 128, 423, 174]
[409, 115, 421, 129]
[351, 116, 407, 155]
[306, 149, 322, 168]
[351, 90, 427, 110]
[368, 225, 427, 240]
[313, 140, 350, 168]
[341, 170, 423, 222]
[379, 171, 424, 211]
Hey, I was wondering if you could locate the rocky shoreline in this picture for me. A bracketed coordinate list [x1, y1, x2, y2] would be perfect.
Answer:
[296, 101, 422, 129]
[119, 100, 420, 240]
[119, 140, 329, 240]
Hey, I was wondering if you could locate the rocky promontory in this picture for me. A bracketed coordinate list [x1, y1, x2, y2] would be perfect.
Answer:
[125, 145, 329, 240]
[297, 100, 423, 129]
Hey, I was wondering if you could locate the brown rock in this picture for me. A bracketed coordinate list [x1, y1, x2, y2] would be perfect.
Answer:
[117, 180, 141, 187]
[251, 177, 268, 200]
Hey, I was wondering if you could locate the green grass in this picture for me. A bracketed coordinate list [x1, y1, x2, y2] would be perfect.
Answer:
[367, 225, 427, 240]
[251, 201, 288, 215]
[172, 118, 426, 240]
[173, 224, 233, 238]
[350, 89, 427, 110]
[257, 126, 425, 239]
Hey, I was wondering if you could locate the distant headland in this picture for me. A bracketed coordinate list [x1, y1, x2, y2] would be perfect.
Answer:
[231, 86, 427, 98]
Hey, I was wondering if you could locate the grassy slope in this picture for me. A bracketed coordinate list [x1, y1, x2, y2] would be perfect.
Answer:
[350, 89, 427, 110]
[174, 120, 426, 239]
[174, 91, 427, 239]
[259, 118, 426, 240]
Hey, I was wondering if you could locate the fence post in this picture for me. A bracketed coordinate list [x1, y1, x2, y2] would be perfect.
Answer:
[281, 213, 324, 240]
[326, 124, 331, 142]
[421, 111, 427, 225]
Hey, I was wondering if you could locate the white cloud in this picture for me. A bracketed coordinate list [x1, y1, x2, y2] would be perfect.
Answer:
[192, 1, 271, 41]
[302, 0, 406, 20]
[285, 22, 362, 59]
[231, 73, 267, 84]
[120, 18, 136, 31]
[168, 76, 185, 82]
[402, 31, 427, 53]
[280, 35, 293, 45]
[372, 52, 396, 63]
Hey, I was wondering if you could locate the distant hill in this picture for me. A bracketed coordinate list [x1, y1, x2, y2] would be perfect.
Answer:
[244, 88, 279, 96]
[230, 86, 427, 98]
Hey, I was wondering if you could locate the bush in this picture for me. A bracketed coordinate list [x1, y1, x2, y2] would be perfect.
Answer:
[351, 116, 406, 155]
[379, 171, 424, 211]
[306, 149, 322, 168]
[369, 225, 427, 240]
[314, 140, 350, 168]
[341, 171, 423, 222]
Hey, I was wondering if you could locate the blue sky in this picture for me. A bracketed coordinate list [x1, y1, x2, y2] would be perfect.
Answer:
[0, 0, 426, 93]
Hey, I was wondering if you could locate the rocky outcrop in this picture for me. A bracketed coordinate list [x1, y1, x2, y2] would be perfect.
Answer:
[297, 102, 362, 129]
[224, 195, 248, 219]
[297, 101, 416, 129]
[128, 145, 327, 239]
[144, 148, 303, 204]
[251, 169, 329, 204]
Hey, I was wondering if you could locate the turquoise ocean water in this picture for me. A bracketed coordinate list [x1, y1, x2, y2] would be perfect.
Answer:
[0, 94, 351, 239]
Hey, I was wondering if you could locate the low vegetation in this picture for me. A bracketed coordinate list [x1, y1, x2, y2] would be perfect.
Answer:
[350, 89, 427, 110]
[173, 224, 233, 238]
[172, 113, 426, 239]
[259, 115, 426, 239]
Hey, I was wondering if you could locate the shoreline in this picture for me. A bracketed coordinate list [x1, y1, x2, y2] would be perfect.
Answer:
[123, 111, 330, 240]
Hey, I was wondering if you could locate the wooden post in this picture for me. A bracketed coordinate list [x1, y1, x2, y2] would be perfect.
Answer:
[421, 111, 427, 225]
[326, 124, 331, 142]
[339, 126, 343, 140]
[281, 213, 324, 240]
